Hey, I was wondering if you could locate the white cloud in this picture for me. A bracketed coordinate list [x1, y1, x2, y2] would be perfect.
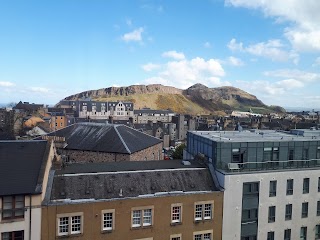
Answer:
[264, 69, 320, 82]
[204, 42, 211, 48]
[312, 57, 320, 67]
[29, 87, 49, 93]
[143, 53, 228, 89]
[227, 56, 244, 66]
[235, 78, 303, 97]
[0, 81, 15, 87]
[121, 27, 144, 42]
[225, 0, 320, 52]
[228, 38, 299, 63]
[126, 19, 132, 26]
[228, 38, 243, 51]
[141, 63, 161, 72]
[162, 50, 185, 60]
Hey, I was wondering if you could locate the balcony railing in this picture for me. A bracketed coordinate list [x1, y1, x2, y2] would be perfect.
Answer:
[219, 159, 320, 172]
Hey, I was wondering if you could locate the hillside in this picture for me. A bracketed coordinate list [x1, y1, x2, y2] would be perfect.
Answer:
[63, 83, 285, 115]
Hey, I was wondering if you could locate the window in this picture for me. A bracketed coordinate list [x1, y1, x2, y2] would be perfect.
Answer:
[316, 225, 320, 239]
[268, 206, 275, 223]
[194, 202, 213, 221]
[131, 207, 153, 228]
[57, 213, 83, 236]
[170, 234, 182, 240]
[269, 180, 277, 197]
[300, 226, 307, 240]
[302, 148, 309, 160]
[318, 177, 320, 192]
[285, 204, 292, 220]
[102, 210, 114, 231]
[243, 182, 259, 195]
[286, 179, 293, 195]
[267, 231, 274, 240]
[232, 148, 243, 163]
[303, 178, 309, 194]
[2, 195, 24, 220]
[242, 208, 258, 223]
[1, 231, 24, 240]
[263, 147, 279, 162]
[193, 230, 213, 240]
[317, 201, 320, 216]
[288, 149, 294, 160]
[284, 229, 291, 240]
[317, 146, 320, 159]
[171, 204, 182, 224]
[301, 202, 308, 218]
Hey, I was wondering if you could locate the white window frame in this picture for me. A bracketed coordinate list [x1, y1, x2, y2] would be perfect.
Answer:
[57, 212, 83, 236]
[131, 206, 154, 228]
[170, 233, 182, 240]
[171, 203, 182, 224]
[101, 209, 115, 231]
[194, 201, 214, 221]
[193, 230, 213, 240]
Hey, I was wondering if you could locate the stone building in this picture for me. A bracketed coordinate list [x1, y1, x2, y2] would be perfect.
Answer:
[0, 140, 56, 240]
[42, 122, 163, 162]
[41, 160, 223, 240]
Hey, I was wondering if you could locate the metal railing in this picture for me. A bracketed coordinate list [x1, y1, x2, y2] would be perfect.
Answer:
[219, 159, 320, 172]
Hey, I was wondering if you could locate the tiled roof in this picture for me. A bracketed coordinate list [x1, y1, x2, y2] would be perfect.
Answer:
[50, 160, 218, 201]
[47, 122, 162, 154]
[0, 140, 49, 196]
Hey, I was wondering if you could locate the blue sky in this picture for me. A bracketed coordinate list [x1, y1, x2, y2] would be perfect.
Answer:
[0, 0, 320, 108]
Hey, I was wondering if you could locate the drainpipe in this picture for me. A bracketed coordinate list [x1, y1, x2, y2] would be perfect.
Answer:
[29, 195, 32, 240]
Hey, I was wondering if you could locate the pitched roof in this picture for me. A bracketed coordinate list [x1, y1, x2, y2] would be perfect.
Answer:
[50, 160, 218, 201]
[0, 140, 49, 196]
[47, 122, 162, 154]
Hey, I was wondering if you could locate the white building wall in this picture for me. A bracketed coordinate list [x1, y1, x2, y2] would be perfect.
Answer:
[217, 169, 320, 240]
[0, 196, 42, 240]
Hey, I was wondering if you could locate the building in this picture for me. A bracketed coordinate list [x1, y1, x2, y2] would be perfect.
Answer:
[0, 140, 56, 240]
[42, 122, 163, 162]
[185, 129, 320, 240]
[41, 160, 223, 240]
[57, 100, 134, 120]
[134, 109, 176, 123]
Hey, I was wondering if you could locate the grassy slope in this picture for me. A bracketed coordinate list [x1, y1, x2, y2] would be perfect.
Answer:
[95, 93, 209, 115]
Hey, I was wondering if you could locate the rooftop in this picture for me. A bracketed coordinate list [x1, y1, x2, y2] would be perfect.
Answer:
[190, 129, 320, 143]
[0, 140, 49, 196]
[46, 122, 162, 154]
[49, 160, 217, 202]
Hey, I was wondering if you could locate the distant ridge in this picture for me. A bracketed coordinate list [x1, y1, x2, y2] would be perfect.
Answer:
[63, 83, 285, 115]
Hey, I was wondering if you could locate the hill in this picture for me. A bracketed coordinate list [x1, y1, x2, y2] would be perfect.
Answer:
[63, 83, 285, 115]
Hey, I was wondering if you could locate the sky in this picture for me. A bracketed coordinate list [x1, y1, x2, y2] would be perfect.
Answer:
[0, 0, 320, 108]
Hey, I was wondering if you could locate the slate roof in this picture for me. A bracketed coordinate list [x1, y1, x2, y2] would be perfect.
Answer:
[50, 160, 218, 201]
[46, 122, 162, 154]
[0, 140, 49, 196]
[134, 109, 175, 115]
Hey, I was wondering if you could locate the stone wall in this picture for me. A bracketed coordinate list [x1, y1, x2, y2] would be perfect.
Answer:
[59, 142, 164, 163]
[130, 142, 164, 161]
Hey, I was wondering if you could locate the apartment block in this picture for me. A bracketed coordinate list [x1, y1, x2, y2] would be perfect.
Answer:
[41, 160, 223, 240]
[0, 140, 56, 240]
[185, 129, 320, 240]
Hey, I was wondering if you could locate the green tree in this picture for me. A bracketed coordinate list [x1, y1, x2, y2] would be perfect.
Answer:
[172, 144, 186, 159]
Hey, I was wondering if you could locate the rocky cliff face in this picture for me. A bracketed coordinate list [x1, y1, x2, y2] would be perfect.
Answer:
[63, 83, 283, 114]
[65, 84, 182, 100]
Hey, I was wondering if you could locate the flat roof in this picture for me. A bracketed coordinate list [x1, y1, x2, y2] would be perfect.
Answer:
[190, 129, 320, 143]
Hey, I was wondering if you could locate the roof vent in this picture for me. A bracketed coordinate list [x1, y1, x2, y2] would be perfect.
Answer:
[85, 190, 90, 194]
[119, 188, 123, 197]
[182, 160, 191, 166]
[60, 192, 65, 196]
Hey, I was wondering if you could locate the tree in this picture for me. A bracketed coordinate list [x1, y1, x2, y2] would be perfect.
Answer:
[172, 143, 186, 159]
